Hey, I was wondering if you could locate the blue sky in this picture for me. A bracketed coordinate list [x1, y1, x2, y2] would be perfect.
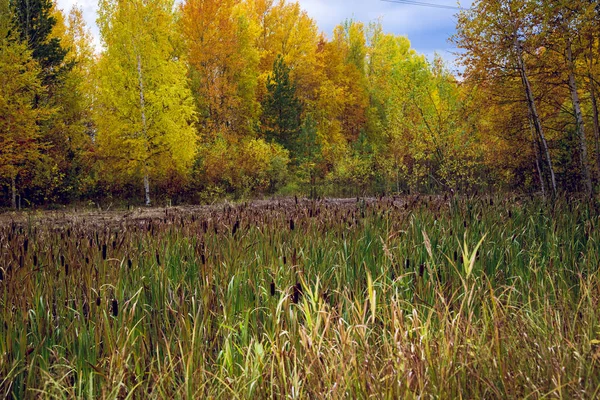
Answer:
[297, 0, 471, 69]
[55, 0, 471, 71]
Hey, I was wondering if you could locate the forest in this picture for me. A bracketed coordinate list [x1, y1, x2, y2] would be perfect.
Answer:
[1, 0, 598, 208]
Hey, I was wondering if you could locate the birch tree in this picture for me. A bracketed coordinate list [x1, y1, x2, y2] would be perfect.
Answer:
[96, 0, 197, 205]
[454, 0, 558, 196]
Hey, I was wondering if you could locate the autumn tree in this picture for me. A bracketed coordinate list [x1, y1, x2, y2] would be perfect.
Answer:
[0, 0, 45, 208]
[248, 0, 319, 105]
[96, 0, 197, 206]
[454, 0, 558, 196]
[181, 0, 259, 137]
[536, 0, 597, 195]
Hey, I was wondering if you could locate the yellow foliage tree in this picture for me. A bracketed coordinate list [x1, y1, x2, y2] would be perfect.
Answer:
[0, 13, 45, 208]
[96, 0, 197, 205]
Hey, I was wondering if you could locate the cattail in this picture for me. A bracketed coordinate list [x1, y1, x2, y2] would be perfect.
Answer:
[96, 296, 101, 306]
[322, 289, 330, 303]
[270, 280, 276, 296]
[419, 263, 425, 277]
[33, 254, 38, 266]
[405, 258, 410, 269]
[283, 255, 287, 265]
[463, 220, 467, 228]
[23, 238, 28, 254]
[289, 219, 295, 231]
[83, 301, 89, 319]
[127, 259, 132, 269]
[232, 220, 239, 236]
[0, 268, 4, 282]
[454, 250, 458, 262]
[19, 255, 24, 269]
[111, 299, 118, 317]
[292, 282, 302, 304]
[85, 256, 89, 265]
[112, 240, 116, 250]
[201, 253, 206, 265]
[65, 263, 69, 276]
[60, 254, 65, 266]
[102, 244, 107, 260]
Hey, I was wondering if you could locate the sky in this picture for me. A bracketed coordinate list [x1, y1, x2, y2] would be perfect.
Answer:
[54, 0, 472, 71]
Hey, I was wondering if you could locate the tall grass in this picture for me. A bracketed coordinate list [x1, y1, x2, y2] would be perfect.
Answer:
[1, 196, 599, 398]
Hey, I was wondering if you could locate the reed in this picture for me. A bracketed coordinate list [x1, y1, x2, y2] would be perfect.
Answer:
[0, 195, 599, 398]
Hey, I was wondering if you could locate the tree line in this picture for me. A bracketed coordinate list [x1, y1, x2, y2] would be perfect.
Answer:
[0, 0, 599, 208]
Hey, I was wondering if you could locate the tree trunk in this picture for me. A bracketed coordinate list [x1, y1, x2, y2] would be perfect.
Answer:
[516, 42, 557, 197]
[11, 174, 17, 210]
[530, 117, 545, 198]
[137, 54, 151, 206]
[144, 173, 151, 207]
[590, 75, 600, 179]
[566, 39, 592, 197]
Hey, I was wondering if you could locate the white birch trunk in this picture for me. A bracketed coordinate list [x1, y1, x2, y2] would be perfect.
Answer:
[137, 54, 151, 206]
[566, 39, 592, 196]
[516, 42, 557, 196]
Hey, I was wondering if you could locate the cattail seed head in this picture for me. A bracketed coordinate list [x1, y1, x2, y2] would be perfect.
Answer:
[102, 244, 107, 260]
[83, 301, 89, 319]
[111, 299, 118, 317]
[270, 280, 276, 296]
[292, 282, 302, 304]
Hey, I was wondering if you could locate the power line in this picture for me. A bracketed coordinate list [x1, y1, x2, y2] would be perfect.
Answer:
[380, 0, 466, 11]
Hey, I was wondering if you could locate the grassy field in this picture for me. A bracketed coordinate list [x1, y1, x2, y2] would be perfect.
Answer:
[1, 196, 600, 398]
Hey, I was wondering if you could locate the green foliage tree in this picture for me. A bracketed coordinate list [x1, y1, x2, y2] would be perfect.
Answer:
[11, 0, 70, 87]
[261, 54, 302, 158]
